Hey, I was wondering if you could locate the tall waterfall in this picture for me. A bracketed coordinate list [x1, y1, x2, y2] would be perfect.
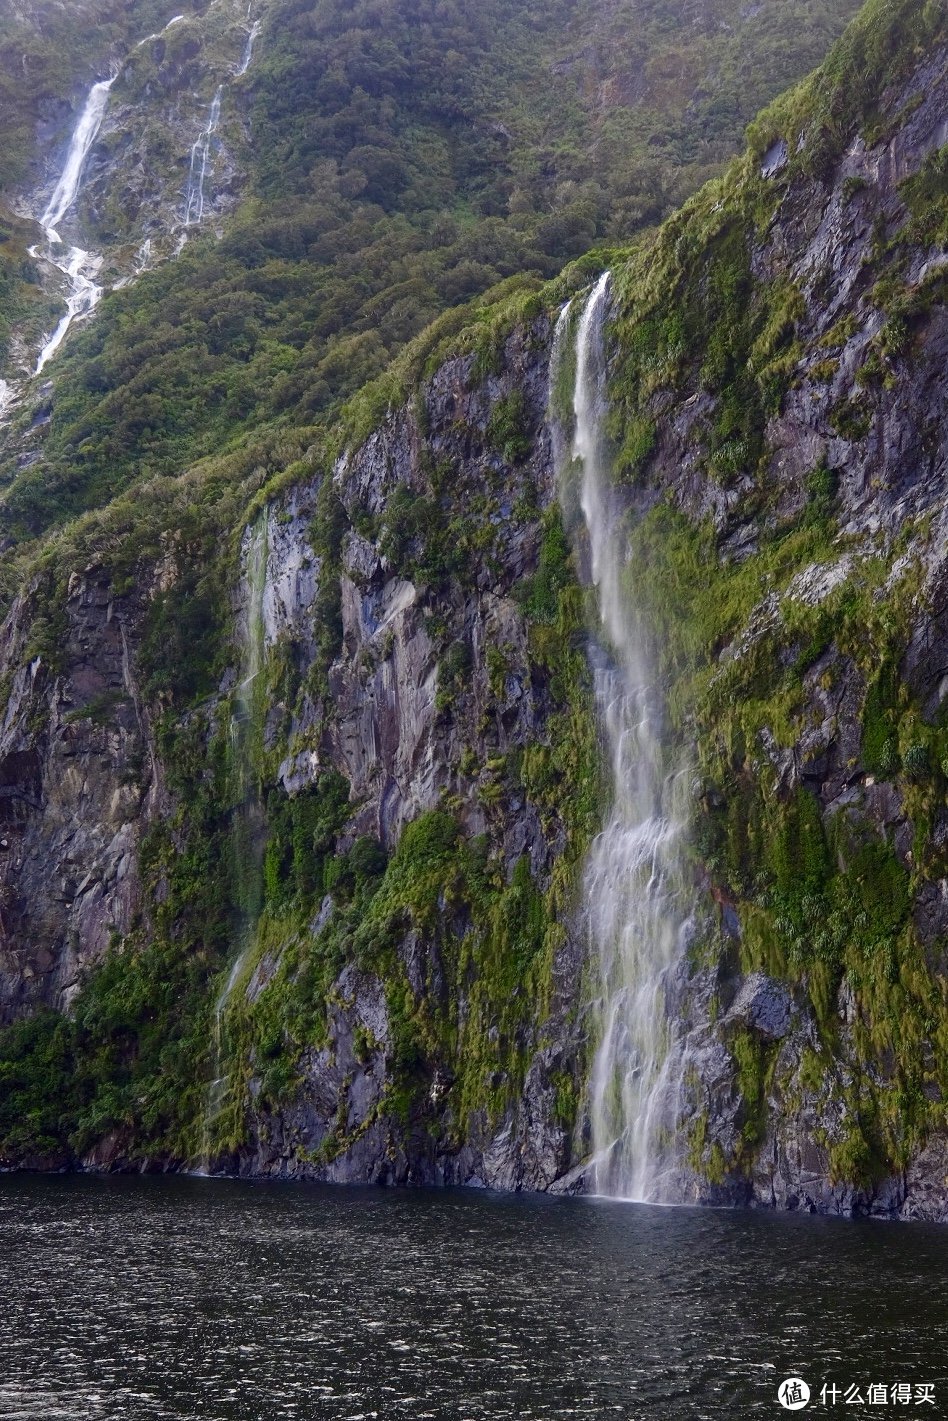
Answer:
[41, 78, 114, 236]
[200, 515, 268, 1167]
[183, 86, 223, 226]
[557, 274, 691, 1203]
[33, 76, 115, 375]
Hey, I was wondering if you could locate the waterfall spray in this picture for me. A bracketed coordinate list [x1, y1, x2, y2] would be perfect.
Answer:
[554, 275, 691, 1203]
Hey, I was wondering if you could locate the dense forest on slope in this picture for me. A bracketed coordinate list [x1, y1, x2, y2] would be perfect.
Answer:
[0, 0, 861, 548]
[2, 0, 948, 1217]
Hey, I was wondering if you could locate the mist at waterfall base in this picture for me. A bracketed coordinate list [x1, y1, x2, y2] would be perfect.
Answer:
[555, 275, 691, 1204]
[2, 1175, 945, 1421]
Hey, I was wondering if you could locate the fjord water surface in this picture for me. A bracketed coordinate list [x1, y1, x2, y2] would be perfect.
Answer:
[1, 1176, 946, 1420]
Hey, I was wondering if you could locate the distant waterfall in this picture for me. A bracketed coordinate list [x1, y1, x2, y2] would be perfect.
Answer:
[200, 515, 268, 1168]
[33, 76, 115, 375]
[135, 14, 185, 47]
[183, 86, 223, 226]
[554, 274, 691, 1203]
[0, 4, 260, 399]
[236, 20, 262, 75]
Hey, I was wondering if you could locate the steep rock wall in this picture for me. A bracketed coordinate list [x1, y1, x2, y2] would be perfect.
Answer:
[0, 314, 597, 1190]
[600, 8, 948, 1220]
[1, 0, 948, 1226]
[0, 569, 160, 1022]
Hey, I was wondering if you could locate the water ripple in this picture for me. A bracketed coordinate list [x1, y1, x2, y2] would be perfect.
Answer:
[0, 1179, 946, 1420]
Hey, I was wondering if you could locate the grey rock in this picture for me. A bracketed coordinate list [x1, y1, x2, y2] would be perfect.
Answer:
[725, 973, 793, 1040]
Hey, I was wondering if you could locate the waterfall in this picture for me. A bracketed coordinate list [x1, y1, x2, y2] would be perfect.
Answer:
[183, 86, 223, 226]
[200, 515, 268, 1168]
[34, 247, 106, 375]
[41, 78, 114, 237]
[0, 5, 254, 397]
[136, 14, 185, 46]
[555, 274, 691, 1203]
[236, 20, 262, 75]
[32, 76, 115, 375]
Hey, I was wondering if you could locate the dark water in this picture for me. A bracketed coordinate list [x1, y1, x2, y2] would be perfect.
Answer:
[0, 1177, 946, 1420]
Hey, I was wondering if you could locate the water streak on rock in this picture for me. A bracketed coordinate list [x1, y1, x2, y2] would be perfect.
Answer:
[183, 86, 223, 226]
[200, 515, 269, 1168]
[237, 20, 263, 75]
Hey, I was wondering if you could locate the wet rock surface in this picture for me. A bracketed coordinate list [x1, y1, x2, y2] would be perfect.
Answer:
[1, 27, 948, 1224]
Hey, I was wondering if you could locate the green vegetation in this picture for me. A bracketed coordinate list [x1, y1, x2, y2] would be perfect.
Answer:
[599, 0, 948, 1191]
[0, 0, 944, 1194]
[0, 0, 864, 541]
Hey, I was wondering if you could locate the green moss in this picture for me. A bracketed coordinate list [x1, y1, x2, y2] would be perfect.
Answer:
[828, 1118, 884, 1189]
[730, 1028, 776, 1157]
[861, 658, 902, 776]
[262, 770, 352, 909]
[899, 143, 948, 246]
[828, 393, 872, 441]
[516, 508, 573, 625]
[486, 390, 532, 464]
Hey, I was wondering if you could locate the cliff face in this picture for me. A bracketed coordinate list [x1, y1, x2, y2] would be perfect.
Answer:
[230, 323, 592, 1188]
[0, 308, 596, 1188]
[2, 0, 948, 1223]
[0, 569, 156, 1020]
[600, 1, 948, 1218]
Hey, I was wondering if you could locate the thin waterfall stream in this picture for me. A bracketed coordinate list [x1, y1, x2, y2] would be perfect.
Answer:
[554, 274, 692, 1203]
[183, 86, 224, 227]
[200, 516, 268, 1168]
[237, 20, 263, 76]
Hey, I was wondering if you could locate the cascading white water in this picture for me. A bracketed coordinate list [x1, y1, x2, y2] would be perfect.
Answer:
[41, 78, 114, 237]
[34, 246, 106, 374]
[236, 20, 262, 75]
[136, 14, 185, 46]
[558, 273, 691, 1203]
[183, 86, 223, 226]
[32, 76, 115, 375]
